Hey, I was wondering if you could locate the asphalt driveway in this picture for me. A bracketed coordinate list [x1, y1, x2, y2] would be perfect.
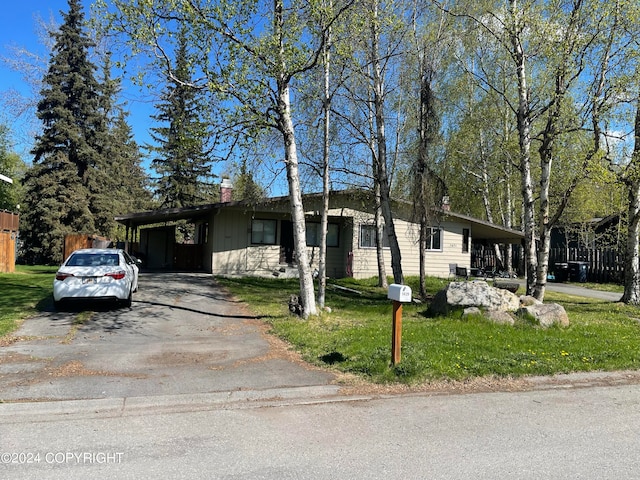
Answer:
[0, 273, 336, 402]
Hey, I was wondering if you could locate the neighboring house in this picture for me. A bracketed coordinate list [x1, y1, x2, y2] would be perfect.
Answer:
[551, 214, 623, 251]
[115, 188, 524, 279]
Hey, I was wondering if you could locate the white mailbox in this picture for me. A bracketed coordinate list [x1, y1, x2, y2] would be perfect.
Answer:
[387, 284, 412, 303]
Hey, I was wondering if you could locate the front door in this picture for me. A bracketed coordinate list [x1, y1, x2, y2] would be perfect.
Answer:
[280, 220, 295, 265]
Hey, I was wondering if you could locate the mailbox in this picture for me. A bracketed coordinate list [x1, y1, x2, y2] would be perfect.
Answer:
[387, 284, 412, 303]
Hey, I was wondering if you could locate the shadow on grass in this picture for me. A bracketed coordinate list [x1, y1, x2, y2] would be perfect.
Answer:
[319, 351, 347, 365]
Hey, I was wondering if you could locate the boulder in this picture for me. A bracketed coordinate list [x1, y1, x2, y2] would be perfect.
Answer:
[462, 307, 515, 325]
[519, 295, 542, 307]
[484, 309, 516, 325]
[462, 307, 482, 317]
[518, 303, 569, 328]
[431, 281, 521, 315]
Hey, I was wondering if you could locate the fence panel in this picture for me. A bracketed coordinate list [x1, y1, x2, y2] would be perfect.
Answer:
[0, 231, 16, 273]
[550, 247, 623, 283]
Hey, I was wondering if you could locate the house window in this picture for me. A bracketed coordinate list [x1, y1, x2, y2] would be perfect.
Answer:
[306, 223, 339, 247]
[426, 227, 442, 251]
[359, 224, 389, 248]
[462, 228, 470, 253]
[251, 219, 277, 245]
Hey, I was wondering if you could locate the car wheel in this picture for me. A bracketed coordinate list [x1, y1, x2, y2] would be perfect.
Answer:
[123, 289, 133, 308]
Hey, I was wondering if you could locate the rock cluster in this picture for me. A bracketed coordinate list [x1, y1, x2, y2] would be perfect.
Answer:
[431, 281, 569, 328]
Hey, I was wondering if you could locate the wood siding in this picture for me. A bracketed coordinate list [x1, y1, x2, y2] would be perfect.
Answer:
[210, 209, 351, 277]
[351, 217, 470, 279]
[209, 204, 471, 279]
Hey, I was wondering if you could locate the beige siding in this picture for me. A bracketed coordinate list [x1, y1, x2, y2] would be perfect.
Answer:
[208, 200, 472, 279]
[351, 217, 471, 279]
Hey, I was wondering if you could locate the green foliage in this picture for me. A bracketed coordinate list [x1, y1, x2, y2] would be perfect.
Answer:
[218, 276, 640, 384]
[149, 28, 217, 209]
[20, 0, 150, 264]
[0, 266, 57, 337]
[0, 125, 24, 211]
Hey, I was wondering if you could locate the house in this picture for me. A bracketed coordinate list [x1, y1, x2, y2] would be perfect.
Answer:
[115, 188, 524, 279]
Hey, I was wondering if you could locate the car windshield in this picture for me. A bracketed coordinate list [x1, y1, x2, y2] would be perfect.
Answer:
[66, 253, 120, 267]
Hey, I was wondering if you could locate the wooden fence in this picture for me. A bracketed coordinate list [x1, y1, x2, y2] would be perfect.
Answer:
[549, 247, 623, 283]
[0, 211, 19, 273]
[63, 234, 111, 261]
[472, 244, 623, 283]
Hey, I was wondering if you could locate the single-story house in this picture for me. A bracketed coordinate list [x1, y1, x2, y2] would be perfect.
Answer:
[115, 188, 524, 279]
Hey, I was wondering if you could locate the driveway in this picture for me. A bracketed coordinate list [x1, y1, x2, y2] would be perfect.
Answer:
[0, 273, 336, 402]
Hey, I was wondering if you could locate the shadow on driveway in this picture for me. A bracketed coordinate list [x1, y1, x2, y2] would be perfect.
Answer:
[0, 273, 335, 403]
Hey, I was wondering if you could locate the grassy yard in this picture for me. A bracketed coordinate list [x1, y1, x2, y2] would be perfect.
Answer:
[2, 268, 638, 385]
[0, 265, 57, 337]
[217, 276, 640, 384]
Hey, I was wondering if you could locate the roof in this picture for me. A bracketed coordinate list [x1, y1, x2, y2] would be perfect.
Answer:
[115, 190, 524, 244]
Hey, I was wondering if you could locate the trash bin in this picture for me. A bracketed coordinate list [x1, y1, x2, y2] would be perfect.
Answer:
[553, 262, 569, 282]
[568, 261, 589, 282]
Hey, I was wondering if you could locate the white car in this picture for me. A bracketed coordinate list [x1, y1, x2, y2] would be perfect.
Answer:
[53, 248, 140, 308]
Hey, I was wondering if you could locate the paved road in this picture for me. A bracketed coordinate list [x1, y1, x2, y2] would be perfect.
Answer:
[2, 379, 640, 479]
[1, 272, 638, 479]
[0, 273, 336, 402]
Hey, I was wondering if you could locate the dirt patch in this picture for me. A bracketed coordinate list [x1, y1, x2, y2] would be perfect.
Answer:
[45, 360, 146, 379]
[0, 335, 44, 347]
[148, 351, 229, 366]
[0, 352, 42, 364]
[230, 318, 322, 369]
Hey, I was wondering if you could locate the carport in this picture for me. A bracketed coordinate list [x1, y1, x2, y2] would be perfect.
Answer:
[116, 203, 218, 272]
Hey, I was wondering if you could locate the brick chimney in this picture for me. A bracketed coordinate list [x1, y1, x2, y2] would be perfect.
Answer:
[220, 178, 233, 203]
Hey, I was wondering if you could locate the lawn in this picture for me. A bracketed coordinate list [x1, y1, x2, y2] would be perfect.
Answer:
[217, 276, 640, 384]
[2, 268, 639, 385]
[0, 265, 57, 337]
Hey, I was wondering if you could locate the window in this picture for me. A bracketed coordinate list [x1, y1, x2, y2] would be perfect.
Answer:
[251, 219, 277, 245]
[426, 227, 442, 251]
[359, 224, 389, 248]
[462, 228, 470, 253]
[306, 223, 339, 247]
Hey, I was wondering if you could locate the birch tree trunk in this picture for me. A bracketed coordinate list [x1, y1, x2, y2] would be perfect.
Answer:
[370, 0, 403, 284]
[317, 0, 332, 309]
[509, 0, 537, 295]
[621, 95, 640, 304]
[275, 0, 317, 317]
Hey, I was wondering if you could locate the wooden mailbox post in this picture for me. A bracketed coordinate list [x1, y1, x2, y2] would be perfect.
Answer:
[387, 284, 412, 366]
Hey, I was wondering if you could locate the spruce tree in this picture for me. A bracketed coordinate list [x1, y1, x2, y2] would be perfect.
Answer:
[21, 0, 103, 264]
[149, 28, 214, 209]
[92, 58, 151, 238]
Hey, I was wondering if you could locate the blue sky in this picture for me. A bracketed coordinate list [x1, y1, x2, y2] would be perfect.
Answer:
[0, 0, 154, 161]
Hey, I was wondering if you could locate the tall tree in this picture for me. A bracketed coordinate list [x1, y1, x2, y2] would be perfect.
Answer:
[21, 0, 104, 264]
[149, 28, 215, 209]
[101, 0, 355, 317]
[445, 0, 624, 300]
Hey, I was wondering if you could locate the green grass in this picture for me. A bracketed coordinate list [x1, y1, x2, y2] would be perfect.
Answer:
[575, 282, 624, 294]
[0, 265, 57, 337]
[217, 276, 640, 384]
[2, 268, 639, 385]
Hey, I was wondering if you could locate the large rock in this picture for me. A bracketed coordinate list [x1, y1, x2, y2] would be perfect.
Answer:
[518, 303, 570, 328]
[462, 307, 515, 325]
[431, 281, 521, 315]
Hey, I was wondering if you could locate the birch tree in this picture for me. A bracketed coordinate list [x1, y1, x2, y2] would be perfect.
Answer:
[445, 0, 625, 300]
[100, 0, 354, 317]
